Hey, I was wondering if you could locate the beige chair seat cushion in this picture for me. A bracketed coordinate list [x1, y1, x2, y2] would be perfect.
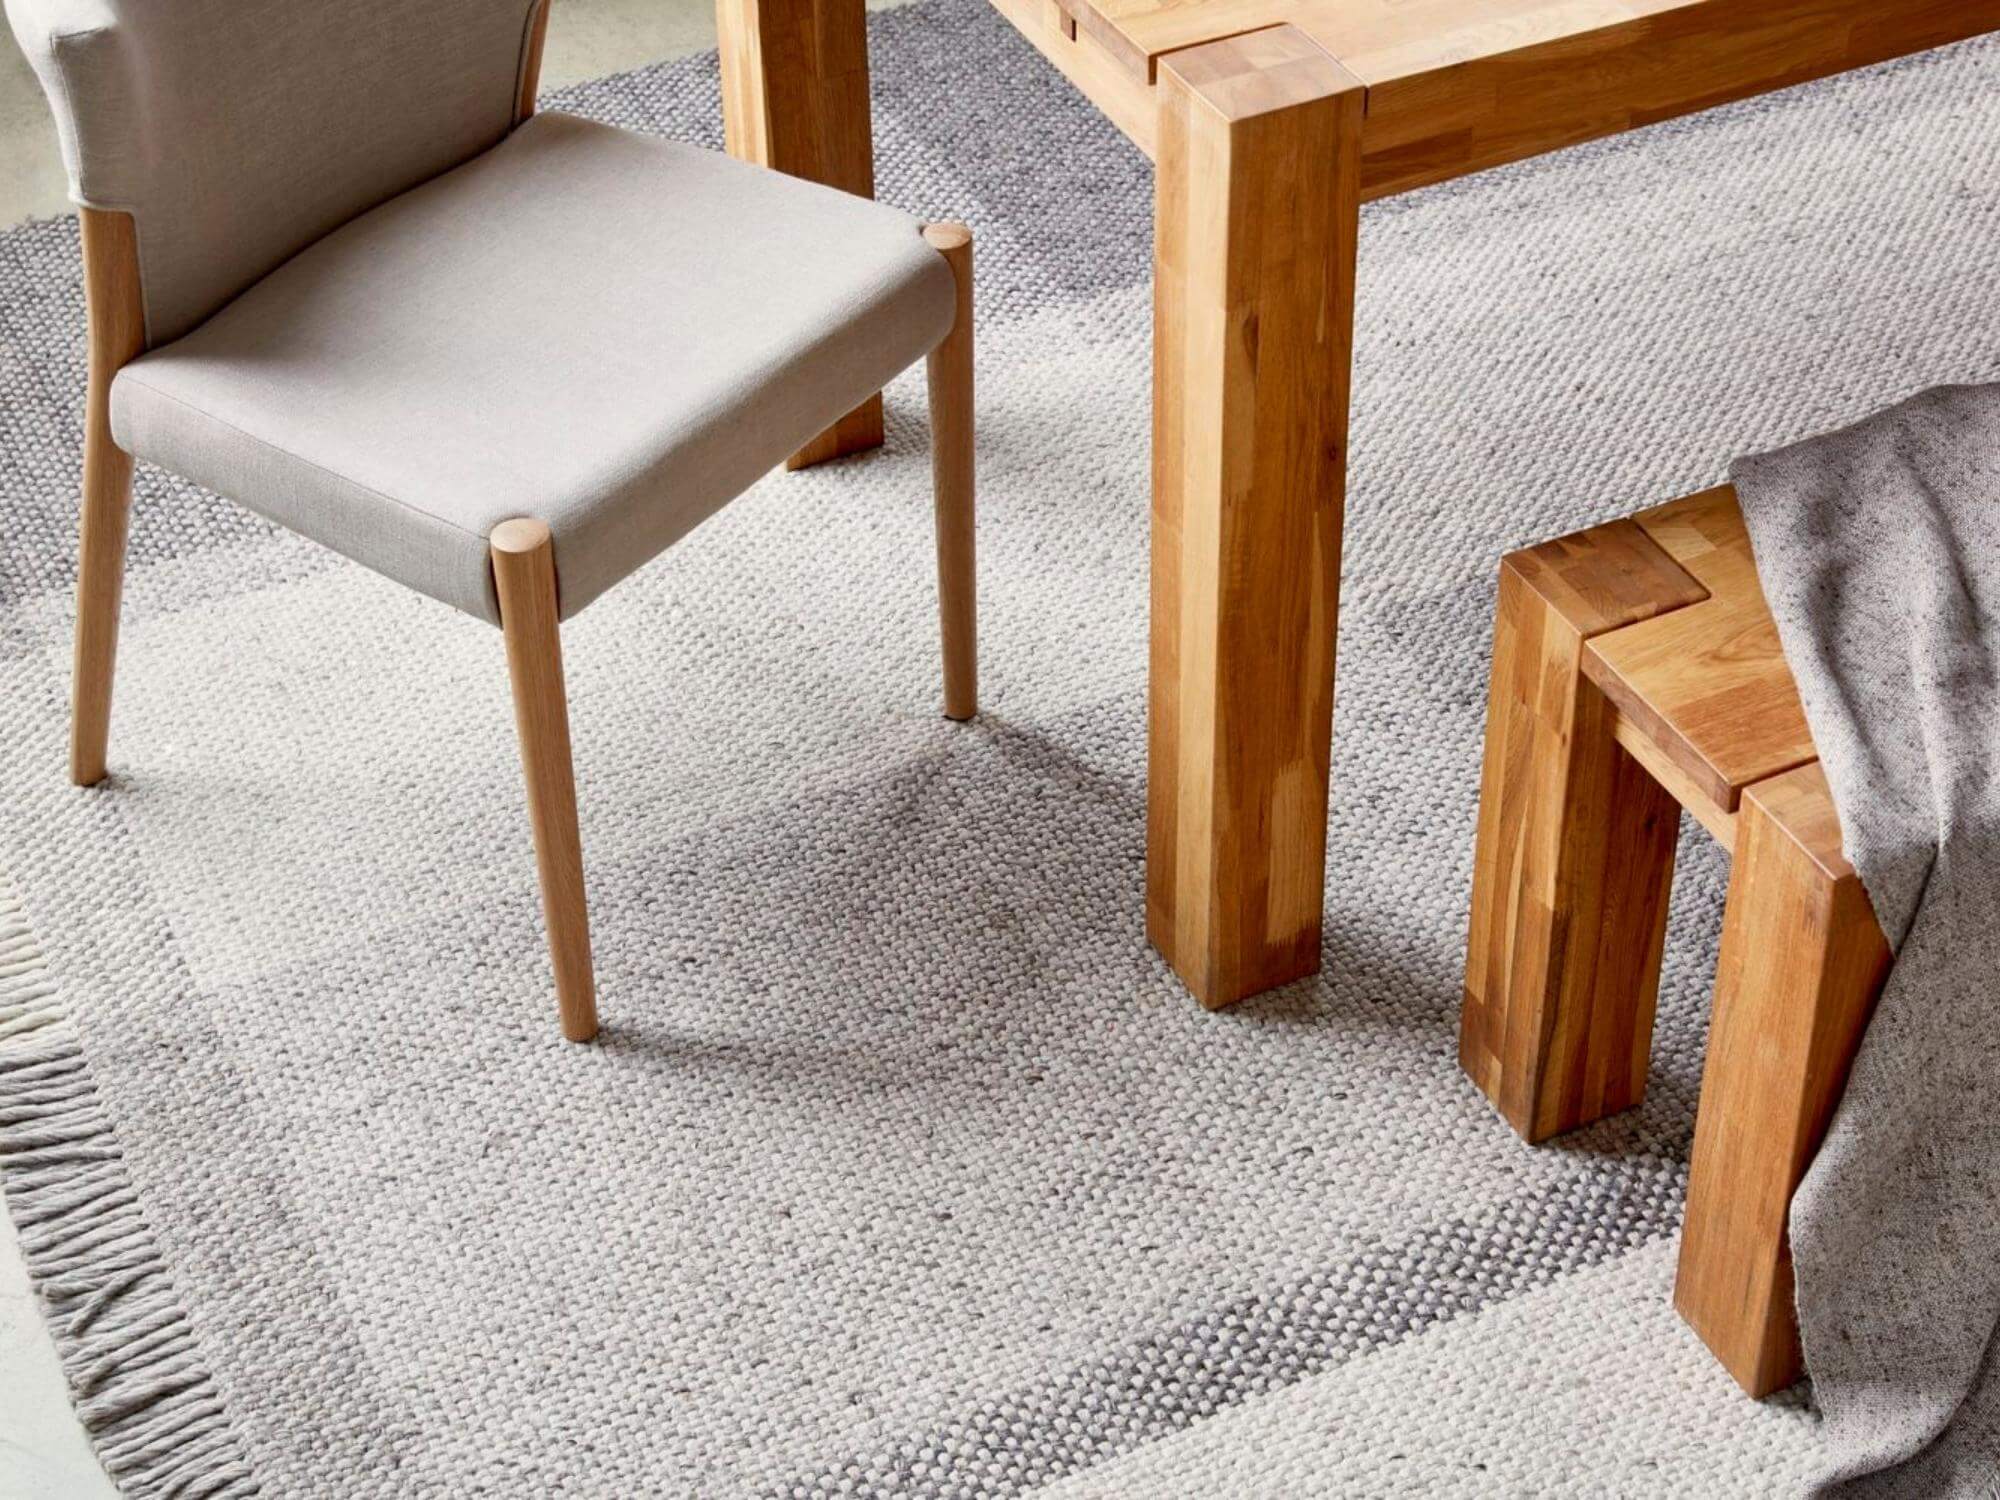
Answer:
[110, 112, 957, 623]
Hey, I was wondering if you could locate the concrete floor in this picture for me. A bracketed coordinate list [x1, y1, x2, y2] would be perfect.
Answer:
[0, 2, 904, 1491]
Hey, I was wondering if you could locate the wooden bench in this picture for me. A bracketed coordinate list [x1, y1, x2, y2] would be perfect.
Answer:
[1458, 486, 1892, 1397]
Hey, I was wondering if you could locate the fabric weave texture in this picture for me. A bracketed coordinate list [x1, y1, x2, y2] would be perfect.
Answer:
[1736, 388, 2000, 1498]
[2, 4, 1999, 1495]
[3, 0, 541, 344]
[110, 112, 956, 623]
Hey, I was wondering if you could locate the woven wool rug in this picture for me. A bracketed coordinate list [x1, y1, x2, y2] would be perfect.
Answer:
[3, 5, 1999, 1495]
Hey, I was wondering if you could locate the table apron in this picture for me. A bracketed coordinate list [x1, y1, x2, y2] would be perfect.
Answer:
[989, 0, 2000, 201]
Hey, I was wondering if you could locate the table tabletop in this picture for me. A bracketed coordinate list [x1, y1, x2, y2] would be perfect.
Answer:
[1015, 0, 1997, 197]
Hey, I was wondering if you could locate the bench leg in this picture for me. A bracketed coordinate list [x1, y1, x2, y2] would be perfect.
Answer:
[1144, 28, 1364, 1008]
[1675, 764, 1889, 1396]
[716, 0, 883, 470]
[1460, 522, 1701, 1141]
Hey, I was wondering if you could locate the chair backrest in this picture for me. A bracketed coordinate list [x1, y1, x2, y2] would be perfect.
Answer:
[6, 0, 544, 346]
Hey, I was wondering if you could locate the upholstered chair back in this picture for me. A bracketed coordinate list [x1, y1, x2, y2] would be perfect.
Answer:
[5, 0, 545, 345]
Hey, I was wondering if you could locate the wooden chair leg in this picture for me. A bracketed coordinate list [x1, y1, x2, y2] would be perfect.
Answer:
[1459, 521, 1706, 1141]
[70, 208, 146, 788]
[1675, 763, 1890, 1396]
[923, 222, 976, 722]
[1144, 28, 1363, 1009]
[490, 520, 598, 1044]
[715, 0, 884, 470]
[516, 0, 550, 121]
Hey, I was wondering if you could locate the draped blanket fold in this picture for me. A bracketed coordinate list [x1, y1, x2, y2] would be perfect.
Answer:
[1733, 385, 2000, 1497]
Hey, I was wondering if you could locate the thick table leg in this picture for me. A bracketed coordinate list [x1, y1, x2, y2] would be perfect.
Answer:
[1458, 522, 1706, 1141]
[1146, 28, 1363, 1008]
[1675, 763, 1889, 1397]
[716, 0, 883, 469]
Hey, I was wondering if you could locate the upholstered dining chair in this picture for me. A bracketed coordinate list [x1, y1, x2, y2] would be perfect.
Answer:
[7, 0, 977, 1043]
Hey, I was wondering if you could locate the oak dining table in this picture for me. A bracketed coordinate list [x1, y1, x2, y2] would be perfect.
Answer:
[713, 0, 2000, 1009]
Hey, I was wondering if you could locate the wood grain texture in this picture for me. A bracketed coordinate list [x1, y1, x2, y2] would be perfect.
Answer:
[1585, 487, 1815, 819]
[1044, 0, 2000, 197]
[988, 0, 1159, 156]
[1612, 710, 1734, 845]
[1459, 521, 1705, 1141]
[1675, 762, 1890, 1396]
[1349, 0, 2000, 199]
[923, 223, 979, 722]
[519, 0, 551, 120]
[69, 208, 147, 788]
[1467, 498, 1891, 1395]
[492, 519, 599, 1044]
[1145, 27, 1363, 1008]
[716, 0, 885, 468]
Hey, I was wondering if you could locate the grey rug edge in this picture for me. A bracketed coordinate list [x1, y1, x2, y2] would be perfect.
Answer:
[0, 869, 262, 1497]
[8, 14, 1998, 1496]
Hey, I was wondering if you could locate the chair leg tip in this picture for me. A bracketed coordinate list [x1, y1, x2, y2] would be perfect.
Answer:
[557, 992, 598, 1044]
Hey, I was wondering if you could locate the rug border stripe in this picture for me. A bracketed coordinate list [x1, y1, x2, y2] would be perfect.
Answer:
[0, 873, 261, 1498]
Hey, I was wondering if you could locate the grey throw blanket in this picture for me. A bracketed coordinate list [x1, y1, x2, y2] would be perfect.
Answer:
[1733, 385, 2000, 1497]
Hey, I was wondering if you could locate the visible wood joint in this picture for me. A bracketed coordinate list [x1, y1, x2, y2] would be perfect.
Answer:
[1675, 761, 1889, 1395]
[1464, 497, 1892, 1398]
[1156, 24, 1362, 121]
[1459, 516, 1706, 1140]
[1061, 0, 1159, 82]
[1582, 487, 1816, 824]
[1145, 25, 1364, 1008]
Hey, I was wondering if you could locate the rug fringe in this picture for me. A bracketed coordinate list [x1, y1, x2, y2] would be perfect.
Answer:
[0, 880, 260, 1497]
